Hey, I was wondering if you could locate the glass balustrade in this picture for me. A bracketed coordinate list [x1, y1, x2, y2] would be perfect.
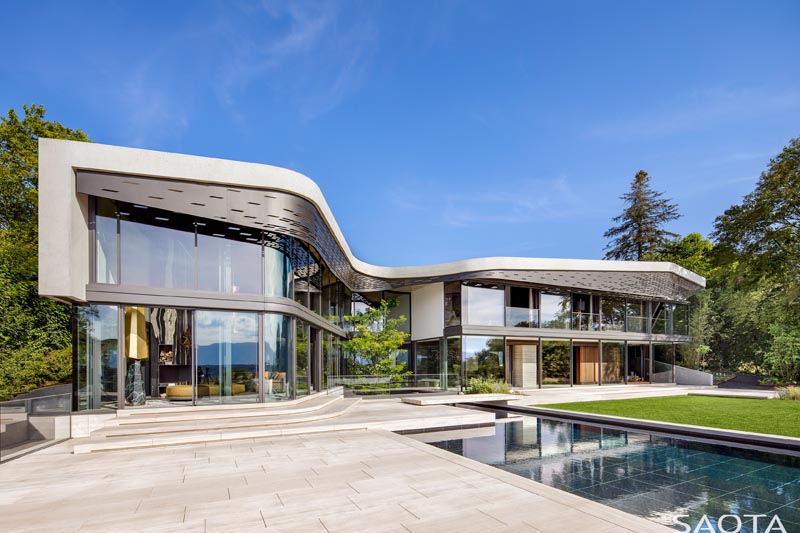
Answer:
[572, 312, 600, 331]
[505, 308, 539, 328]
[626, 316, 647, 333]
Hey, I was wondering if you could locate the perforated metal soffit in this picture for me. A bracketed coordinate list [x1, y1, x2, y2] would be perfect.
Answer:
[76, 171, 701, 301]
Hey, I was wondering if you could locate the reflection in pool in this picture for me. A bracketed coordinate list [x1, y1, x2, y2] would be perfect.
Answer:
[420, 415, 800, 532]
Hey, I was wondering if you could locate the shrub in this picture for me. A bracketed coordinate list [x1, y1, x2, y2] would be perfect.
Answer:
[761, 326, 800, 385]
[777, 386, 800, 401]
[466, 377, 510, 394]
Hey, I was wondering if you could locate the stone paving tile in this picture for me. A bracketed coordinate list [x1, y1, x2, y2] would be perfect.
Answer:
[0, 428, 671, 532]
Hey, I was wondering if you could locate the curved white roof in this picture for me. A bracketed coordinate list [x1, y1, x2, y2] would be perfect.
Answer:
[40, 139, 705, 301]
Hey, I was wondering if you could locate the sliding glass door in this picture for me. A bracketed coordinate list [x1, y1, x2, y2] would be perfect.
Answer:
[195, 311, 259, 404]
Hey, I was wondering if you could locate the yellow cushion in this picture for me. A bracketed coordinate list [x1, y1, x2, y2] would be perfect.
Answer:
[167, 385, 199, 398]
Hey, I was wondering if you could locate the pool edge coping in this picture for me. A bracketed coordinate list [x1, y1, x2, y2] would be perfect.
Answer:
[498, 405, 800, 454]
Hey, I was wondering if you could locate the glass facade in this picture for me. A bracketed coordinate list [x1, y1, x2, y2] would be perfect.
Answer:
[446, 336, 462, 390]
[627, 343, 650, 382]
[601, 298, 626, 332]
[601, 341, 625, 384]
[195, 311, 259, 404]
[444, 282, 461, 326]
[652, 343, 675, 383]
[626, 300, 647, 333]
[463, 336, 505, 382]
[97, 199, 296, 300]
[76, 305, 119, 410]
[81, 194, 700, 409]
[296, 321, 313, 397]
[197, 221, 262, 294]
[95, 199, 118, 284]
[541, 339, 570, 386]
[264, 313, 291, 401]
[120, 206, 195, 289]
[540, 292, 571, 329]
[322, 331, 342, 390]
[463, 285, 505, 326]
[415, 340, 441, 376]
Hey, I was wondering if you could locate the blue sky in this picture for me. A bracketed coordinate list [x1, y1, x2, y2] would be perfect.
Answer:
[2, 1, 799, 266]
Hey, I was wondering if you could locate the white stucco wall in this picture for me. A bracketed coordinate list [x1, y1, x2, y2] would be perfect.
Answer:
[410, 283, 444, 341]
[37, 139, 705, 303]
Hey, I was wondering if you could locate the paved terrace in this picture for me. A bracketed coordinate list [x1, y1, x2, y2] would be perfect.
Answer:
[0, 428, 669, 532]
[1, 385, 724, 532]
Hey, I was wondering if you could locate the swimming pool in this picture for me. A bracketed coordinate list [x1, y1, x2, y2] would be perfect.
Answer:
[420, 414, 800, 531]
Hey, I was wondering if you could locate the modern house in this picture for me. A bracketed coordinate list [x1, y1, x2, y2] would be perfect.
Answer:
[38, 139, 706, 411]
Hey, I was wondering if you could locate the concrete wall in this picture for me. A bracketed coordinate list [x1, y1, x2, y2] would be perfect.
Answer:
[674, 365, 714, 386]
[37, 139, 705, 303]
[410, 283, 444, 341]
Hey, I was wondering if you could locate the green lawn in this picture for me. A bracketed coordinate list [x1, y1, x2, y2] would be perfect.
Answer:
[545, 395, 800, 438]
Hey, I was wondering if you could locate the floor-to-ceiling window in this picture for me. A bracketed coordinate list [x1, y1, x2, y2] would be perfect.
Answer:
[197, 220, 262, 294]
[120, 306, 194, 406]
[264, 235, 294, 298]
[264, 313, 291, 401]
[652, 343, 675, 383]
[446, 336, 462, 390]
[601, 298, 626, 332]
[444, 282, 462, 327]
[296, 321, 313, 396]
[463, 336, 505, 382]
[463, 284, 504, 326]
[506, 286, 538, 327]
[195, 311, 259, 404]
[626, 300, 647, 333]
[540, 292, 571, 329]
[76, 305, 119, 410]
[322, 331, 342, 390]
[627, 343, 650, 382]
[95, 198, 118, 284]
[541, 339, 570, 386]
[673, 304, 689, 336]
[601, 341, 625, 384]
[120, 205, 195, 289]
[415, 340, 441, 377]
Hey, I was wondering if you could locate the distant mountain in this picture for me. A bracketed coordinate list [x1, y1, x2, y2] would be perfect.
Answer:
[197, 342, 258, 366]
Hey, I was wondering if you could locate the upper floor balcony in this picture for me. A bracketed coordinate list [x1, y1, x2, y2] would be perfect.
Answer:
[446, 281, 689, 336]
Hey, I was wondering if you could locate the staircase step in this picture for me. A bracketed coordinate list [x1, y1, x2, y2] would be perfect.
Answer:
[107, 394, 342, 427]
[114, 388, 342, 418]
[101, 397, 355, 437]
[73, 398, 361, 454]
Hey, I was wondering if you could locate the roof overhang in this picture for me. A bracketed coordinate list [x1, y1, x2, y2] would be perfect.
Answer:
[40, 139, 706, 302]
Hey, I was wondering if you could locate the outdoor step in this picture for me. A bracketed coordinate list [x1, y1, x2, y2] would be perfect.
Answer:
[100, 397, 357, 437]
[106, 393, 343, 427]
[73, 398, 362, 454]
[114, 387, 342, 418]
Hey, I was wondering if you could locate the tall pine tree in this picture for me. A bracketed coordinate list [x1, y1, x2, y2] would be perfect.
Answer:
[603, 170, 680, 260]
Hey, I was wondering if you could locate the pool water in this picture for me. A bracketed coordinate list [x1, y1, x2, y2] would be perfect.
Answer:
[425, 415, 800, 532]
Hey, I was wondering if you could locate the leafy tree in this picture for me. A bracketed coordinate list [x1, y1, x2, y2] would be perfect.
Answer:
[713, 137, 800, 287]
[645, 233, 716, 368]
[604, 170, 681, 260]
[0, 104, 89, 399]
[760, 325, 800, 384]
[341, 299, 410, 378]
[710, 137, 800, 374]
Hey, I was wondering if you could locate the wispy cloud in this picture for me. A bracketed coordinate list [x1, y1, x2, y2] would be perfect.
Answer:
[588, 86, 800, 141]
[119, 61, 190, 146]
[217, 2, 378, 122]
[392, 175, 597, 228]
[678, 174, 757, 197]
